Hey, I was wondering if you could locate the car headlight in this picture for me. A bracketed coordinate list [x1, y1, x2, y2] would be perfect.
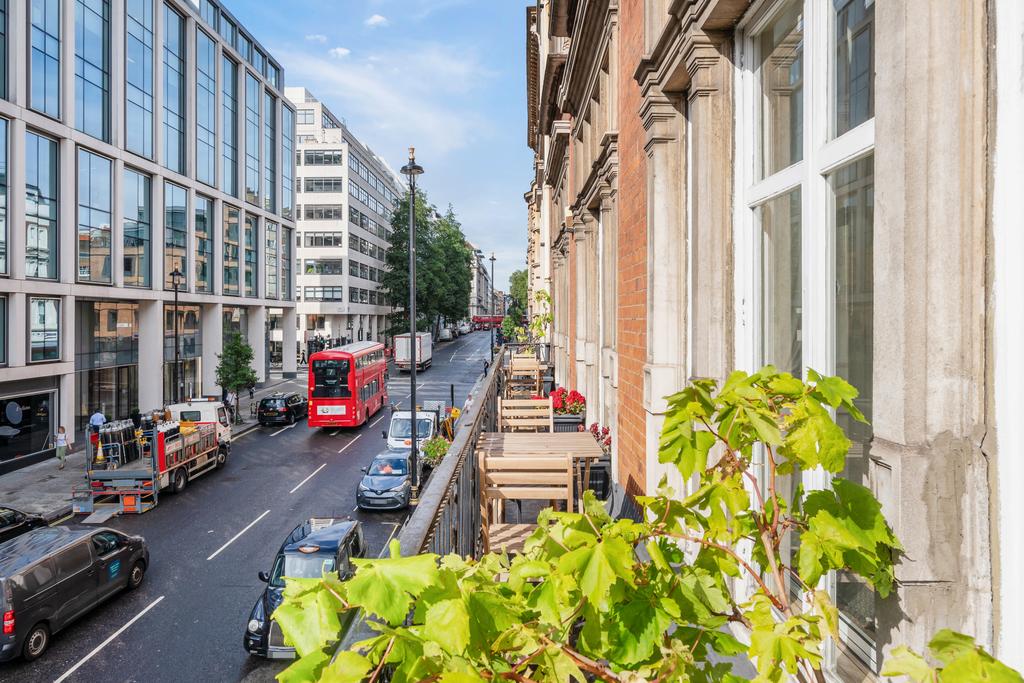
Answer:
[357, 483, 369, 492]
[387, 481, 408, 492]
[247, 619, 263, 633]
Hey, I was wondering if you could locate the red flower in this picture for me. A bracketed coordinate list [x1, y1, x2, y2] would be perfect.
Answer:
[601, 426, 610, 436]
[577, 423, 586, 432]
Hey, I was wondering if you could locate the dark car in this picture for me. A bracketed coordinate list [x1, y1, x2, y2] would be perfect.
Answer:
[258, 392, 308, 426]
[244, 518, 365, 659]
[0, 526, 149, 662]
[356, 450, 414, 511]
[0, 507, 46, 545]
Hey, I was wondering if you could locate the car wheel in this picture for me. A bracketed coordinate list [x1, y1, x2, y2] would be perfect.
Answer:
[172, 468, 188, 494]
[22, 623, 49, 661]
[128, 561, 146, 589]
[287, 412, 295, 425]
[216, 446, 228, 468]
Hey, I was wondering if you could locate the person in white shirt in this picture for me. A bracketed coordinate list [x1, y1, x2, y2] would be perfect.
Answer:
[54, 426, 68, 470]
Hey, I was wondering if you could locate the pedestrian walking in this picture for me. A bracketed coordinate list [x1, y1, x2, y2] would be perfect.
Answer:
[248, 384, 255, 401]
[226, 390, 236, 420]
[54, 426, 68, 470]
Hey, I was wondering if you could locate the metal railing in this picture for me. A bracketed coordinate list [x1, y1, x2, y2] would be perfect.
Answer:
[395, 347, 505, 557]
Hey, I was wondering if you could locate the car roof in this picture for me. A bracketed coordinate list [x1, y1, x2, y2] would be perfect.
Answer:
[262, 392, 297, 400]
[0, 526, 107, 576]
[281, 518, 358, 555]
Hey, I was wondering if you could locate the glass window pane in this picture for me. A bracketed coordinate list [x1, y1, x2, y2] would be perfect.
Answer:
[162, 4, 184, 174]
[77, 149, 112, 283]
[244, 213, 257, 296]
[164, 182, 186, 289]
[75, 0, 110, 141]
[223, 205, 239, 295]
[831, 154, 875, 645]
[833, 0, 874, 137]
[281, 107, 294, 220]
[221, 56, 238, 196]
[123, 168, 150, 288]
[30, 0, 61, 118]
[265, 221, 277, 298]
[263, 91, 276, 212]
[244, 73, 260, 205]
[759, 188, 802, 377]
[25, 132, 58, 279]
[195, 196, 213, 292]
[757, 0, 803, 178]
[0, 118, 7, 274]
[30, 297, 60, 362]
[196, 29, 217, 186]
[125, 0, 154, 157]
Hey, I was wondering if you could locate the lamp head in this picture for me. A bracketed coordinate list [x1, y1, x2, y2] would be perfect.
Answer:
[401, 146, 424, 177]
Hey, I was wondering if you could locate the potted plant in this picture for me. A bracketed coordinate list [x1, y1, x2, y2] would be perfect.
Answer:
[420, 435, 450, 471]
[550, 387, 586, 432]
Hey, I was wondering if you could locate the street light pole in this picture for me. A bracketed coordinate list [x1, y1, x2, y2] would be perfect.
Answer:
[401, 148, 424, 499]
[171, 268, 184, 404]
[489, 252, 496, 363]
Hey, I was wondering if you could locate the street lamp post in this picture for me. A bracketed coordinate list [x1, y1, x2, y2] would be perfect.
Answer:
[489, 252, 496, 363]
[401, 147, 424, 499]
[170, 268, 184, 403]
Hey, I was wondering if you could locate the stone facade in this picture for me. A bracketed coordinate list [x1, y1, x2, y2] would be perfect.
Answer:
[525, 0, 1020, 677]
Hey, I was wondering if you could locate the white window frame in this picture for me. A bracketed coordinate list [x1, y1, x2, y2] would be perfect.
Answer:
[733, 0, 876, 675]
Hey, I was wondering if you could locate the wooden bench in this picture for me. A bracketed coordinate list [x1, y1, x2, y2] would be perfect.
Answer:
[478, 453, 574, 554]
[498, 398, 553, 433]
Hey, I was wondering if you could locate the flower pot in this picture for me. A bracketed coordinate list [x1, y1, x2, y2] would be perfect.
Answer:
[553, 413, 585, 433]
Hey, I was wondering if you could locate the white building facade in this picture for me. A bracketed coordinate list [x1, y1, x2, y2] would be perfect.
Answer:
[467, 244, 493, 320]
[0, 0, 298, 457]
[286, 87, 401, 351]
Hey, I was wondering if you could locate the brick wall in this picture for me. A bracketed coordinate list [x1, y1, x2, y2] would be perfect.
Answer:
[616, 0, 648, 494]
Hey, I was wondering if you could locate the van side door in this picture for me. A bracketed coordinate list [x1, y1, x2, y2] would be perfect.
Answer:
[91, 531, 132, 600]
[53, 541, 99, 627]
[16, 559, 57, 634]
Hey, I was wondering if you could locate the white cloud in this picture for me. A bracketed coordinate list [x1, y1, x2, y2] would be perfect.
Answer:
[305, 34, 327, 43]
[328, 46, 351, 58]
[364, 14, 389, 27]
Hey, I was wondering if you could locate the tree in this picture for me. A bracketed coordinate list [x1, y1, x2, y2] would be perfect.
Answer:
[215, 332, 258, 424]
[431, 207, 473, 328]
[508, 269, 529, 324]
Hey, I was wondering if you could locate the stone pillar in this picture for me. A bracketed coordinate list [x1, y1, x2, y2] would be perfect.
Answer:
[8, 119, 26, 281]
[112, 158, 125, 287]
[873, 0, 991, 663]
[110, 0, 125, 150]
[248, 306, 267, 384]
[640, 89, 687, 494]
[138, 300, 164, 410]
[201, 302, 224, 396]
[685, 35, 734, 383]
[60, 0, 75, 128]
[598, 187, 618, 432]
[282, 307, 298, 378]
[7, 293, 25, 367]
[59, 139, 76, 285]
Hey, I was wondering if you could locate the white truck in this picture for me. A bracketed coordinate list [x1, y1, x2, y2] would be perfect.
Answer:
[394, 332, 433, 372]
[383, 401, 447, 453]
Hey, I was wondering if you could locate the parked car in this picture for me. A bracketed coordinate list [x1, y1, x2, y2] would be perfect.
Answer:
[458, 322, 472, 335]
[356, 450, 415, 511]
[437, 328, 453, 342]
[0, 526, 149, 662]
[258, 392, 308, 426]
[0, 507, 46, 545]
[244, 518, 365, 659]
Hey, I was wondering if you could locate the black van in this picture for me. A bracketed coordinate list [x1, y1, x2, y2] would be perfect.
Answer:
[0, 526, 149, 661]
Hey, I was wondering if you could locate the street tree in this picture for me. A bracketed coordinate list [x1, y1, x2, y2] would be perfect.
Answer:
[508, 268, 528, 323]
[215, 332, 258, 423]
[431, 206, 473, 329]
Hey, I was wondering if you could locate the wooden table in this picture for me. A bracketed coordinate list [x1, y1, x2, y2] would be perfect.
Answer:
[477, 432, 604, 506]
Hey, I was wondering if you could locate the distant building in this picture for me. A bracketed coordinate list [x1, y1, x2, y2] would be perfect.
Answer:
[286, 87, 404, 348]
[467, 244, 494, 318]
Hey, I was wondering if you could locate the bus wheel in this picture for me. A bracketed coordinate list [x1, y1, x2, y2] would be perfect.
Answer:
[172, 468, 188, 494]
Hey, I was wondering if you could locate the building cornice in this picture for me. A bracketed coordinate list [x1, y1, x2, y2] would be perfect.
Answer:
[545, 118, 572, 189]
[526, 6, 541, 150]
[572, 131, 619, 214]
[559, 0, 617, 121]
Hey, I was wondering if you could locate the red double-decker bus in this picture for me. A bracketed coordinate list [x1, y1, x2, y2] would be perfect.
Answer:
[307, 342, 388, 428]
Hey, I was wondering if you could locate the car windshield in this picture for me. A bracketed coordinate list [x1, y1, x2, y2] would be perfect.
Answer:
[368, 458, 408, 476]
[269, 552, 336, 587]
[389, 418, 432, 439]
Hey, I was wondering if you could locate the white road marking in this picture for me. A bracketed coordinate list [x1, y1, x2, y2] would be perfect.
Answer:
[270, 422, 298, 437]
[337, 434, 362, 454]
[329, 429, 340, 437]
[369, 414, 386, 428]
[289, 463, 328, 494]
[54, 595, 165, 683]
[207, 510, 271, 561]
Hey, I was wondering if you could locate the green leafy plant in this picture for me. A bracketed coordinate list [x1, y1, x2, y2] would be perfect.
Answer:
[275, 367, 906, 682]
[883, 630, 1023, 683]
[215, 332, 258, 424]
[528, 290, 553, 341]
[420, 435, 451, 468]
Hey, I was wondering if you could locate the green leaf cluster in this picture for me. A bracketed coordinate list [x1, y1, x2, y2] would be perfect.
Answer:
[883, 630, 1024, 683]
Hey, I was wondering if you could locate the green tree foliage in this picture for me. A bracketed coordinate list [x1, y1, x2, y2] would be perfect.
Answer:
[382, 193, 472, 337]
[882, 630, 1023, 683]
[215, 332, 257, 423]
[507, 269, 529, 324]
[273, 367, 1020, 682]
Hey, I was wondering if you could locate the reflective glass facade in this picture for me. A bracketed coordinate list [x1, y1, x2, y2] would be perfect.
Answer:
[281, 226, 292, 300]
[164, 181, 186, 289]
[77, 149, 112, 283]
[161, 4, 185, 174]
[223, 204, 239, 295]
[25, 132, 58, 280]
[0, 118, 7, 274]
[196, 29, 217, 186]
[244, 213, 256, 296]
[125, 0, 154, 157]
[195, 195, 213, 292]
[244, 72, 260, 205]
[265, 221, 277, 298]
[123, 168, 151, 288]
[221, 55, 238, 197]
[29, 297, 60, 362]
[75, 0, 110, 141]
[263, 91, 276, 212]
[30, 0, 61, 118]
[282, 107, 294, 220]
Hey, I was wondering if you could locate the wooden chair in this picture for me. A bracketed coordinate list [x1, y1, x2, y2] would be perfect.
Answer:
[478, 453, 574, 554]
[498, 398, 553, 432]
[504, 358, 543, 397]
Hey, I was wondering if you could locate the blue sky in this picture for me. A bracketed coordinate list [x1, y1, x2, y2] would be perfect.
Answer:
[224, 0, 533, 292]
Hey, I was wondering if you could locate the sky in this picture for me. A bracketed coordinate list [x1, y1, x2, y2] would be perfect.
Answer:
[224, 0, 534, 293]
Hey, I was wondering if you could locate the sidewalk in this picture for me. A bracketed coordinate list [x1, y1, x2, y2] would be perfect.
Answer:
[0, 372, 296, 523]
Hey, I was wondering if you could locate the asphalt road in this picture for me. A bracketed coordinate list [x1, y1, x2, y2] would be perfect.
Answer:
[0, 331, 492, 683]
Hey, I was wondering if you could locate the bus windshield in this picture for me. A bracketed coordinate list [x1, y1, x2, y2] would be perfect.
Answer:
[312, 359, 351, 398]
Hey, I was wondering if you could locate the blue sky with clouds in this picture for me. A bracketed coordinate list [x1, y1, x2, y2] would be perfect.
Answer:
[223, 0, 533, 292]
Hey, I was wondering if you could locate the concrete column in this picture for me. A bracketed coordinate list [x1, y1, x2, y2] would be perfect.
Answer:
[872, 0, 991, 662]
[110, 0, 126, 150]
[187, 186, 197, 292]
[201, 302, 223, 395]
[138, 300, 164, 410]
[112, 158, 125, 287]
[153, 2, 164, 169]
[59, 138, 76, 284]
[152, 178, 165, 290]
[282, 307, 297, 378]
[8, 0, 26, 107]
[212, 197, 224, 294]
[8, 293, 25, 368]
[572, 222, 589, 391]
[248, 305, 267, 383]
[184, 14, 197, 181]
[59, 372, 76, 448]
[9, 119, 26, 280]
[60, 0, 75, 127]
[685, 36, 734, 383]
[639, 89, 686, 494]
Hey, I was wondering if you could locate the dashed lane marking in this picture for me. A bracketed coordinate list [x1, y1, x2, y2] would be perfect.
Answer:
[207, 510, 271, 561]
[270, 422, 298, 437]
[337, 434, 362, 454]
[289, 463, 328, 494]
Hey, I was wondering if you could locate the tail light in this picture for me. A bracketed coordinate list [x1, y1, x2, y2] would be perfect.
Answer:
[279, 408, 288, 413]
[3, 610, 13, 635]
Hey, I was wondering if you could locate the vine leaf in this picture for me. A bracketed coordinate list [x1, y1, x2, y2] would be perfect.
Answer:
[558, 535, 635, 609]
[320, 651, 373, 683]
[346, 553, 440, 624]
